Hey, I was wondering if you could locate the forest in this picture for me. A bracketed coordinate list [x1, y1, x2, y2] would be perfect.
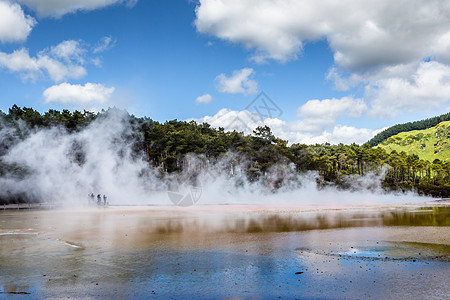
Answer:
[1, 105, 450, 203]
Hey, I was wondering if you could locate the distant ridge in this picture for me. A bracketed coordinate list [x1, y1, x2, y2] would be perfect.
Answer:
[367, 112, 450, 147]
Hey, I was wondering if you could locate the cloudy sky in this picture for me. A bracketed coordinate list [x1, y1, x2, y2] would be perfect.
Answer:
[1, 0, 450, 144]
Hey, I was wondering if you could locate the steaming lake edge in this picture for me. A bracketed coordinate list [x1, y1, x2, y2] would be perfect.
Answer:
[1, 203, 449, 299]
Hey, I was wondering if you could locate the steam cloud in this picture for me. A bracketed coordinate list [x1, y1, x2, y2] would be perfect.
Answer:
[0, 110, 429, 207]
[0, 109, 160, 205]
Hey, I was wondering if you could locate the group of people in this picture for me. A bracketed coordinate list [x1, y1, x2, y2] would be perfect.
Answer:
[88, 193, 108, 206]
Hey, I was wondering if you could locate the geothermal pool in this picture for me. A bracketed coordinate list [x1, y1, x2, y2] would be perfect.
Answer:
[0, 204, 449, 299]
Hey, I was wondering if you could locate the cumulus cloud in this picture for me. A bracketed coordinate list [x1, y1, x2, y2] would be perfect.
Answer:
[43, 82, 115, 104]
[192, 108, 259, 134]
[196, 93, 214, 104]
[367, 61, 450, 118]
[0, 48, 87, 82]
[195, 0, 450, 70]
[298, 97, 367, 119]
[327, 126, 383, 145]
[276, 124, 381, 145]
[17, 0, 138, 18]
[0, 37, 112, 82]
[215, 68, 258, 95]
[0, 1, 35, 43]
[296, 97, 367, 133]
[190, 108, 379, 145]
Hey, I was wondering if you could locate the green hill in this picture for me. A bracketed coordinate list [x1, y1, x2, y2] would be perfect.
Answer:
[367, 111, 450, 147]
[376, 121, 450, 161]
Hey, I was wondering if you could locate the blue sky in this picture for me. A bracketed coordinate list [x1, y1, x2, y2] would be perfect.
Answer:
[2, 0, 450, 144]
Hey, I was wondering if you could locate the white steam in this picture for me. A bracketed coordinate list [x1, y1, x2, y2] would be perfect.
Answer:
[0, 110, 430, 207]
[0, 109, 161, 205]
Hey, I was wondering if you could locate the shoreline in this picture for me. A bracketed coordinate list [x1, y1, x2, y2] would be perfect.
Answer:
[1, 199, 449, 212]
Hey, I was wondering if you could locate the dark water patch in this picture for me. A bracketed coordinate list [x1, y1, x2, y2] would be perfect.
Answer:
[0, 291, 31, 295]
[0, 285, 31, 295]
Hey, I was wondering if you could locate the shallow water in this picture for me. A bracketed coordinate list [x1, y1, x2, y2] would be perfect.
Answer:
[0, 205, 449, 299]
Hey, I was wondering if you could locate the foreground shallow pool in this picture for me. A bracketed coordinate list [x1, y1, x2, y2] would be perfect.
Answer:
[0, 204, 449, 299]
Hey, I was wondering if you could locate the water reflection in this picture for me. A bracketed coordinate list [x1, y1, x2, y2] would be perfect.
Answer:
[233, 206, 450, 233]
[76, 206, 449, 236]
[382, 207, 450, 226]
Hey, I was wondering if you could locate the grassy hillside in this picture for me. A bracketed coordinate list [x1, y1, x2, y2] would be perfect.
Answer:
[367, 111, 450, 147]
[376, 121, 450, 161]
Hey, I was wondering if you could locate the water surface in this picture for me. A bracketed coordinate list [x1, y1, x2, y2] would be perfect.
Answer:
[0, 205, 449, 299]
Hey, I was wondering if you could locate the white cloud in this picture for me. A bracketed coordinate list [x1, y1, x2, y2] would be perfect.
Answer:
[0, 48, 86, 82]
[37, 54, 87, 82]
[298, 97, 367, 119]
[0, 48, 38, 74]
[0, 37, 112, 82]
[195, 0, 450, 70]
[296, 97, 367, 133]
[196, 0, 450, 120]
[196, 93, 214, 104]
[0, 1, 35, 43]
[327, 126, 383, 145]
[192, 108, 259, 134]
[326, 68, 363, 91]
[43, 82, 115, 104]
[215, 68, 258, 95]
[190, 108, 379, 145]
[274, 124, 381, 145]
[93, 36, 116, 54]
[17, 0, 138, 18]
[432, 31, 450, 63]
[49, 40, 85, 63]
[367, 61, 450, 118]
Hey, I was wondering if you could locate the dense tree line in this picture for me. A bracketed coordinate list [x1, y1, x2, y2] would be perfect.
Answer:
[1, 106, 450, 203]
[367, 111, 450, 147]
[3, 104, 97, 131]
